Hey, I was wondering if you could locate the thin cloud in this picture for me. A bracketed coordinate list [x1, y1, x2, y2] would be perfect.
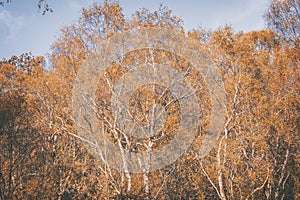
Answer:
[0, 9, 24, 40]
[229, 0, 268, 32]
[67, 0, 84, 10]
[67, 0, 95, 12]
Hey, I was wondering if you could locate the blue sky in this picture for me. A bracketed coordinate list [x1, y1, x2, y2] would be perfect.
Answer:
[0, 0, 269, 59]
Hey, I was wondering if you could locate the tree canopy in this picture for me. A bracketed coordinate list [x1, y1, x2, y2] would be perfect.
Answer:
[0, 0, 299, 199]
